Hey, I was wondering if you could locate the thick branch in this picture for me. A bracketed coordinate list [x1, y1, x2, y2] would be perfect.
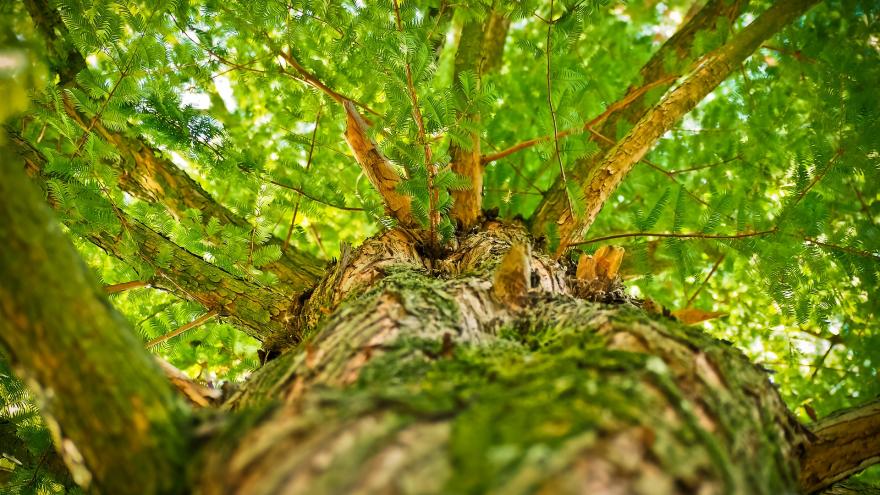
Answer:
[24, 0, 323, 291]
[800, 398, 880, 493]
[531, 0, 749, 239]
[0, 144, 189, 494]
[13, 139, 294, 341]
[546, 0, 819, 255]
[343, 100, 417, 227]
[449, 8, 510, 229]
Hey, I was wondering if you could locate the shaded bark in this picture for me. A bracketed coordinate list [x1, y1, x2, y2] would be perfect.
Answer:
[0, 143, 190, 494]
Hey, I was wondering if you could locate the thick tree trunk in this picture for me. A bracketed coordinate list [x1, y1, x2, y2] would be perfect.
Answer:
[189, 221, 814, 495]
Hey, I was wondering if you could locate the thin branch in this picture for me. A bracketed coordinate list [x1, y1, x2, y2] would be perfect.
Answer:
[545, 0, 574, 219]
[686, 254, 725, 307]
[571, 228, 778, 247]
[145, 310, 219, 348]
[669, 154, 742, 175]
[171, 15, 267, 74]
[104, 280, 149, 294]
[267, 179, 365, 212]
[394, 0, 438, 244]
[482, 75, 678, 164]
[277, 49, 380, 117]
[284, 106, 323, 252]
[801, 236, 880, 261]
[789, 149, 844, 210]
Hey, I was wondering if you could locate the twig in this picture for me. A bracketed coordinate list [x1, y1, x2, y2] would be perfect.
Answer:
[145, 310, 219, 348]
[685, 254, 725, 307]
[393, 0, 438, 246]
[267, 179, 364, 212]
[481, 75, 677, 164]
[669, 154, 742, 175]
[284, 106, 323, 252]
[545, 0, 574, 218]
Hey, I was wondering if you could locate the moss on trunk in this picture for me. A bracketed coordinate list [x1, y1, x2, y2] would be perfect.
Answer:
[193, 221, 807, 495]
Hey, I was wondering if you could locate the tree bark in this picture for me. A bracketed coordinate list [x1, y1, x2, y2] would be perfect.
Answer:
[0, 143, 190, 495]
[187, 221, 816, 495]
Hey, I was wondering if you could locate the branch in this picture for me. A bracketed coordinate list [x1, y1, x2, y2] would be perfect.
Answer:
[800, 398, 880, 493]
[277, 50, 379, 117]
[155, 358, 222, 408]
[23, 0, 324, 292]
[104, 280, 149, 294]
[549, 0, 820, 255]
[14, 140, 294, 341]
[448, 7, 511, 228]
[530, 0, 750, 240]
[0, 144, 189, 494]
[342, 100, 417, 227]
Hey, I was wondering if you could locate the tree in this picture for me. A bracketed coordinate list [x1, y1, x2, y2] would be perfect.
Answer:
[1, 0, 879, 493]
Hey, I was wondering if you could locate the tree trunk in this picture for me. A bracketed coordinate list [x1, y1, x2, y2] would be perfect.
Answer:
[190, 221, 811, 495]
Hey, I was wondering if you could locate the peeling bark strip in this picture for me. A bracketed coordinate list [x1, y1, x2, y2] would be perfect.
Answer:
[531, 0, 750, 239]
[0, 145, 189, 495]
[547, 0, 819, 254]
[343, 100, 416, 227]
[449, 9, 510, 229]
[800, 398, 880, 493]
[197, 222, 807, 495]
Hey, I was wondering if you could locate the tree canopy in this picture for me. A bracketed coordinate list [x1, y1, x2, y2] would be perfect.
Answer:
[1, 0, 879, 492]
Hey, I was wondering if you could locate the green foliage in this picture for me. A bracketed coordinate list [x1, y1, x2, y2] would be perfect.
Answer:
[3, 0, 880, 489]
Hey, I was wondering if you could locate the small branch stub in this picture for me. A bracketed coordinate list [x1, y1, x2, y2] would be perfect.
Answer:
[574, 245, 626, 300]
[493, 243, 531, 306]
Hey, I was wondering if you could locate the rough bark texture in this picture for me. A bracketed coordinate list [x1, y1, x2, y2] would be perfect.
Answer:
[190, 221, 809, 495]
[533, 0, 818, 254]
[800, 398, 880, 493]
[0, 144, 190, 495]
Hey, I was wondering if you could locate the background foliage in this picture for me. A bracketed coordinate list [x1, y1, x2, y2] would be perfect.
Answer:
[1, 0, 878, 492]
